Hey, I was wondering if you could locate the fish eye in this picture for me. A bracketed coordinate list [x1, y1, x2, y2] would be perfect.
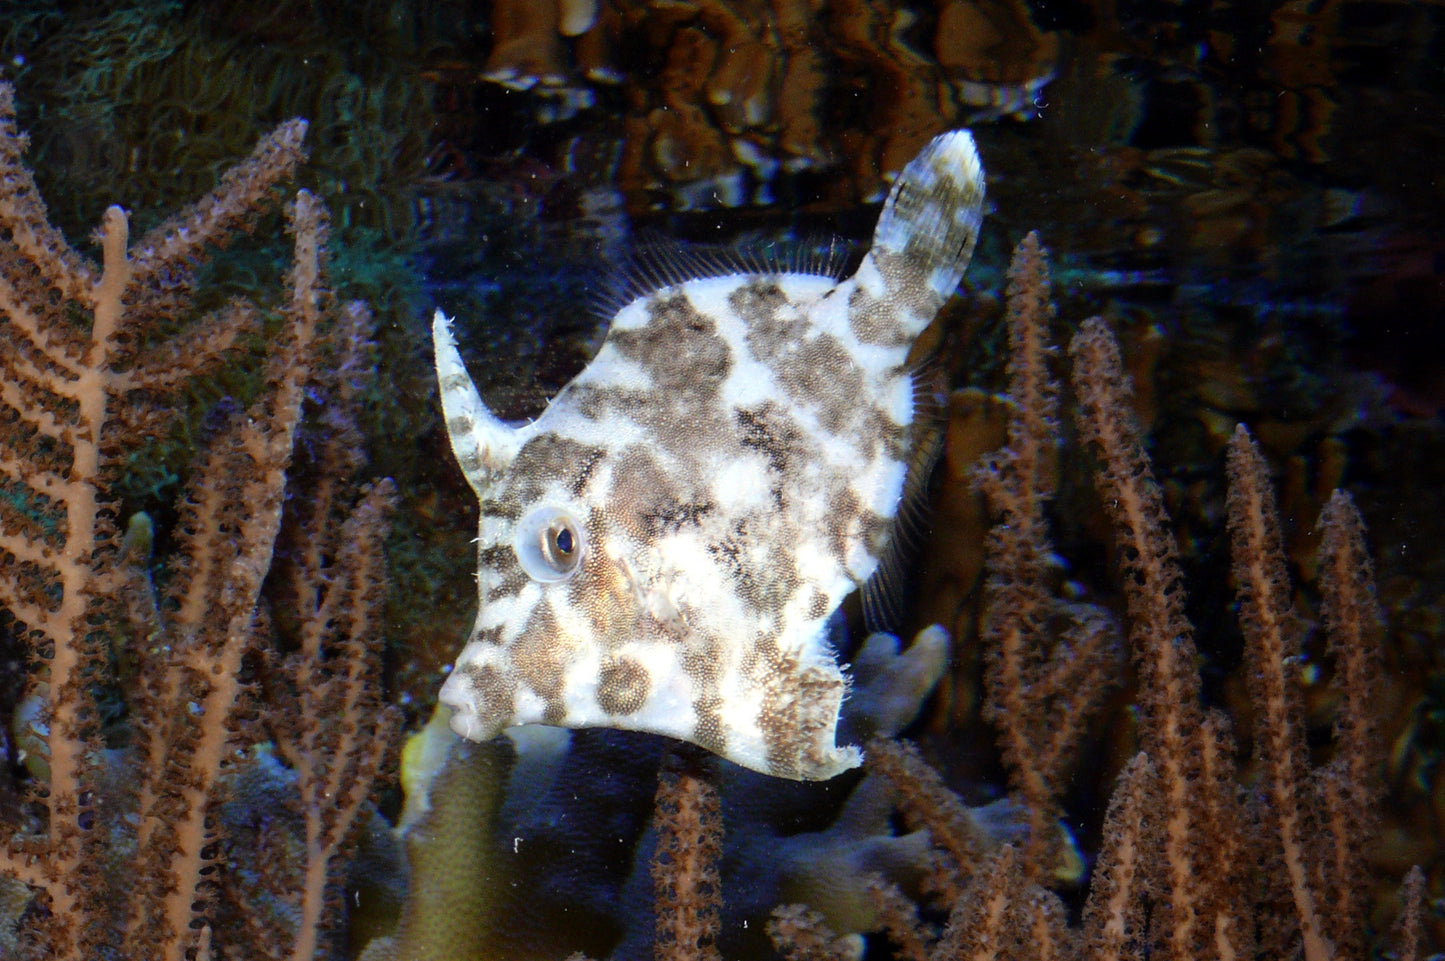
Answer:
[514, 505, 586, 582]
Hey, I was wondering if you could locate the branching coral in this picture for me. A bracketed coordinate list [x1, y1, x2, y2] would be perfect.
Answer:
[0, 82, 397, 960]
[770, 234, 1427, 961]
[971, 235, 1122, 880]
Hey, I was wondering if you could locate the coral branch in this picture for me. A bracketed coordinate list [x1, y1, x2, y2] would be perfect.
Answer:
[974, 233, 1121, 879]
[1395, 866, 1426, 961]
[1313, 490, 1383, 955]
[652, 752, 723, 961]
[0, 81, 394, 961]
[1069, 317, 1213, 961]
[270, 334, 401, 958]
[130, 118, 309, 290]
[0, 84, 92, 301]
[1225, 426, 1330, 961]
[119, 300, 260, 395]
[127, 191, 329, 961]
[1080, 753, 1155, 961]
[768, 904, 856, 961]
[864, 738, 985, 885]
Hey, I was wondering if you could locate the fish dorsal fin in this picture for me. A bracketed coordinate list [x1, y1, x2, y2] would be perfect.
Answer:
[594, 235, 853, 319]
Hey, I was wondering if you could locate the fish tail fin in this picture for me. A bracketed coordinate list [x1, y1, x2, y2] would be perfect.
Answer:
[862, 131, 986, 337]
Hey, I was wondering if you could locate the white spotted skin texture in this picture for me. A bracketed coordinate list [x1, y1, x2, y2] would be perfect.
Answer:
[434, 131, 985, 780]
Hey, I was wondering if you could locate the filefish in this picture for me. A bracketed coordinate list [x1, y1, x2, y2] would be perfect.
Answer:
[433, 131, 984, 780]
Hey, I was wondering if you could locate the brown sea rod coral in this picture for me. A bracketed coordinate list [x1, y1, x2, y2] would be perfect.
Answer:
[771, 234, 1429, 961]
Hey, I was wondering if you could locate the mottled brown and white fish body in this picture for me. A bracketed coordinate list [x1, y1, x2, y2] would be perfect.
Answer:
[434, 131, 984, 779]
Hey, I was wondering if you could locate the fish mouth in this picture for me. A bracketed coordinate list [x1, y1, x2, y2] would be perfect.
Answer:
[447, 708, 491, 742]
[438, 672, 491, 742]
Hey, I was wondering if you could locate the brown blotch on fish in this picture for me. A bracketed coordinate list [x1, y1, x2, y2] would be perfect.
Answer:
[847, 285, 909, 348]
[613, 293, 733, 392]
[569, 447, 606, 497]
[854, 407, 911, 464]
[506, 436, 609, 503]
[607, 446, 688, 537]
[869, 249, 942, 320]
[641, 500, 713, 538]
[752, 638, 802, 774]
[483, 569, 531, 605]
[706, 534, 746, 586]
[480, 499, 522, 522]
[597, 656, 651, 715]
[739, 289, 810, 363]
[821, 486, 892, 573]
[736, 546, 801, 617]
[460, 660, 518, 728]
[736, 402, 801, 484]
[758, 648, 847, 776]
[477, 543, 514, 570]
[775, 332, 867, 434]
[728, 278, 793, 332]
[684, 647, 728, 758]
[510, 605, 569, 724]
